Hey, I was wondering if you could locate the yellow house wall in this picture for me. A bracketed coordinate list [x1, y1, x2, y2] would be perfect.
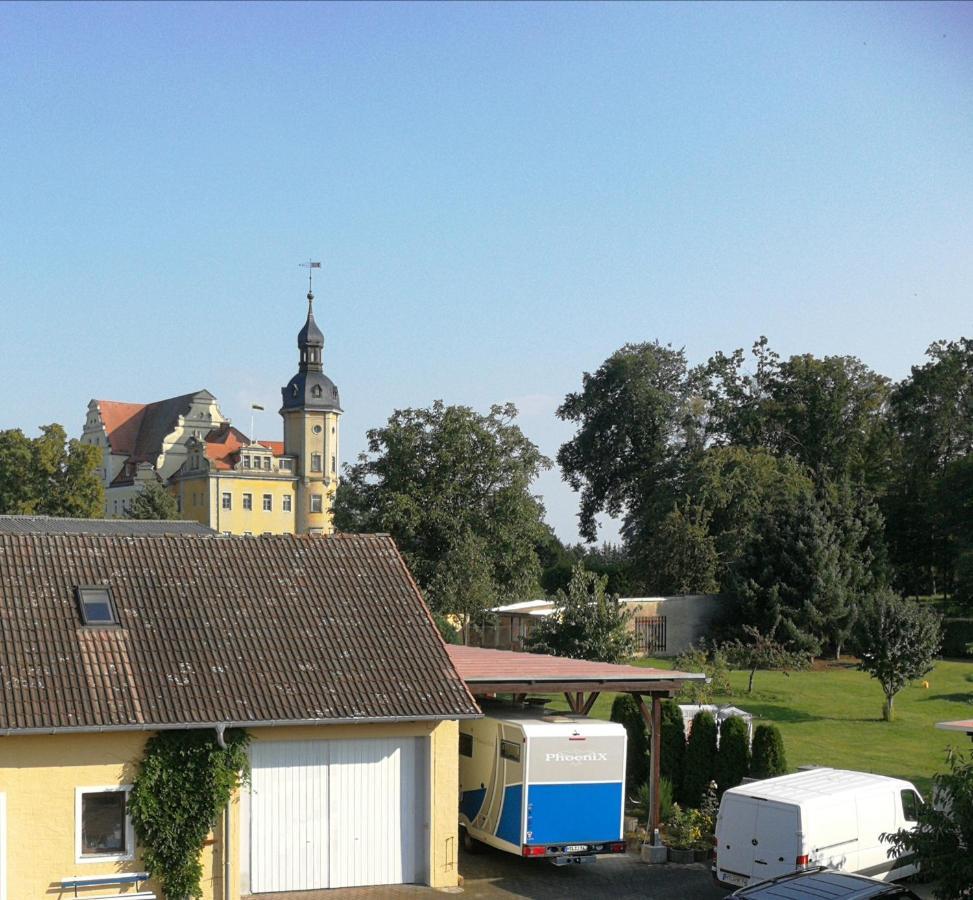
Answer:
[0, 731, 229, 900]
[207, 475, 298, 536]
[0, 720, 459, 899]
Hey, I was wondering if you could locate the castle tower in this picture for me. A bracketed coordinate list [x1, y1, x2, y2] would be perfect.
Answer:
[280, 287, 342, 534]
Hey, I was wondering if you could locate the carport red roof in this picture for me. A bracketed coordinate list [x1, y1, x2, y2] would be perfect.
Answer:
[936, 720, 973, 732]
[446, 645, 703, 687]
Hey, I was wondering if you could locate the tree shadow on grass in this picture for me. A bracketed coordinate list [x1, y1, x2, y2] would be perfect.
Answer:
[924, 693, 973, 705]
[740, 704, 825, 724]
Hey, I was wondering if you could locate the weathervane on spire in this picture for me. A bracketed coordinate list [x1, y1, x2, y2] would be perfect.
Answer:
[299, 259, 322, 300]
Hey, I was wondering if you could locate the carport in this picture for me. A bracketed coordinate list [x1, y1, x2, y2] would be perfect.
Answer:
[446, 645, 705, 829]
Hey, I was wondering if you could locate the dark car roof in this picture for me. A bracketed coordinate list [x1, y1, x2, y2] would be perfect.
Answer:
[731, 868, 918, 899]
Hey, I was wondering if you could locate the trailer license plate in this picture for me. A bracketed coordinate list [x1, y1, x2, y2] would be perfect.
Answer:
[565, 844, 587, 852]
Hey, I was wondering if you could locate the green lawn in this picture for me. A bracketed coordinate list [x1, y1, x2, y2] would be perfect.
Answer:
[549, 657, 973, 796]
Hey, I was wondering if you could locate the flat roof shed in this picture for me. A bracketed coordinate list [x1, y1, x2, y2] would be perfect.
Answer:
[446, 644, 706, 829]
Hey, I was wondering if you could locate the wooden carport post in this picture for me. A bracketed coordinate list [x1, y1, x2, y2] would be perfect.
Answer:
[634, 692, 662, 831]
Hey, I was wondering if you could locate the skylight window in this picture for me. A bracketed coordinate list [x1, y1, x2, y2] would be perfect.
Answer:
[76, 586, 117, 626]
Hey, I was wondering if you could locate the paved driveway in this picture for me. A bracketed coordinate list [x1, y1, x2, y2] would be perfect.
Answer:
[314, 846, 729, 899]
[266, 846, 938, 900]
[456, 844, 729, 898]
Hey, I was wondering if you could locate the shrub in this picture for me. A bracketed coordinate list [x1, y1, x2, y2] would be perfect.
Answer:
[751, 723, 787, 778]
[611, 694, 650, 791]
[682, 711, 718, 807]
[658, 775, 675, 824]
[660, 699, 686, 795]
[716, 716, 751, 794]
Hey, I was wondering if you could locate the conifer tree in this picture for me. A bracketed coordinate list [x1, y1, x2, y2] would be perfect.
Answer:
[715, 716, 751, 794]
[682, 710, 718, 807]
[750, 724, 787, 778]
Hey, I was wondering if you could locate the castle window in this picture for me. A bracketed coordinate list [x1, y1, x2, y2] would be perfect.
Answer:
[263, 457, 271, 471]
[243, 455, 251, 468]
[311, 385, 322, 398]
[331, 456, 336, 473]
[282, 495, 292, 512]
[243, 493, 253, 511]
[311, 453, 322, 472]
[222, 492, 232, 510]
[310, 495, 323, 513]
[279, 458, 293, 472]
[262, 494, 272, 511]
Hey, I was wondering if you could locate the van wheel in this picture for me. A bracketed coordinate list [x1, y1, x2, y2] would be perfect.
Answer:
[461, 826, 481, 853]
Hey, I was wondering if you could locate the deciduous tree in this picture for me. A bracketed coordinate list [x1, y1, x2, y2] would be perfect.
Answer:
[856, 590, 942, 721]
[334, 401, 549, 637]
[557, 342, 699, 543]
[884, 750, 973, 900]
[721, 623, 812, 694]
[0, 424, 103, 518]
[525, 563, 634, 663]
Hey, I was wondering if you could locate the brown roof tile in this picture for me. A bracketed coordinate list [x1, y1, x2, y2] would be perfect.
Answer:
[0, 532, 479, 732]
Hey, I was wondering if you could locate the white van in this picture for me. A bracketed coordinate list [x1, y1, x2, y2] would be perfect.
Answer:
[713, 768, 923, 889]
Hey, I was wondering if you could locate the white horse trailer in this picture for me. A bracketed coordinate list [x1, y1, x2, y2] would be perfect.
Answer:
[458, 703, 628, 864]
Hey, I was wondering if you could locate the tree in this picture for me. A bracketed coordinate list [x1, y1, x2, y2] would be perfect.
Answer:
[334, 401, 550, 637]
[557, 342, 700, 543]
[721, 623, 812, 694]
[638, 501, 718, 595]
[610, 694, 649, 792]
[885, 338, 973, 597]
[699, 339, 891, 485]
[125, 479, 180, 520]
[856, 591, 942, 721]
[682, 711, 718, 808]
[938, 454, 973, 606]
[684, 446, 815, 587]
[716, 716, 750, 795]
[660, 699, 686, 797]
[524, 563, 634, 662]
[728, 492, 858, 657]
[884, 750, 973, 900]
[0, 424, 103, 518]
[674, 643, 731, 705]
[750, 724, 787, 778]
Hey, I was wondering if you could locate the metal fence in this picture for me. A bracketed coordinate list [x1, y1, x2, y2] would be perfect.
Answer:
[633, 616, 667, 654]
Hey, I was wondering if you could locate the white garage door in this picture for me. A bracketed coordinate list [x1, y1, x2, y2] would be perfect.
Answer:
[249, 737, 426, 893]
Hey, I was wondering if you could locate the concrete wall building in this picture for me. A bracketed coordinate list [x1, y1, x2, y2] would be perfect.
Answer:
[481, 594, 725, 657]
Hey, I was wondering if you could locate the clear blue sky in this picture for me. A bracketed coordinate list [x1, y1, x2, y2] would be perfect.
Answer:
[1, 1, 970, 543]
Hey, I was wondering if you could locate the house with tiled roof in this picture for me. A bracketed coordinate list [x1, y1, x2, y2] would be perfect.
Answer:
[82, 287, 342, 535]
[0, 528, 478, 897]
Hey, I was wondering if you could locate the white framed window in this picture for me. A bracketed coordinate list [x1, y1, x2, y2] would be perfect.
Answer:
[279, 458, 293, 472]
[262, 494, 272, 511]
[243, 493, 253, 511]
[243, 455, 251, 468]
[75, 785, 135, 864]
[310, 495, 322, 513]
[221, 492, 231, 510]
[282, 494, 292, 512]
[311, 453, 322, 472]
[263, 457, 271, 471]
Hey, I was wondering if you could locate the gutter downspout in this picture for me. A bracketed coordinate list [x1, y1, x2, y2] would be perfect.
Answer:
[215, 726, 232, 900]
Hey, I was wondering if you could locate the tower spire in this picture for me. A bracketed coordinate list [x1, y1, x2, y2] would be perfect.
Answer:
[300, 259, 321, 300]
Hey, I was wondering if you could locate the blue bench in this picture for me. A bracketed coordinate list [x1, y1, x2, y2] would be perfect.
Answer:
[60, 872, 155, 899]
